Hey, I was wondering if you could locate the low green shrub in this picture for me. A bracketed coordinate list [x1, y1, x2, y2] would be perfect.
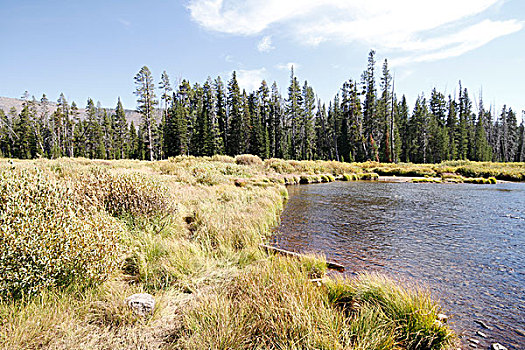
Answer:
[0, 168, 122, 300]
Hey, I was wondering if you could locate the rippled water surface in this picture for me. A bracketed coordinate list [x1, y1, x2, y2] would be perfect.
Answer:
[272, 181, 525, 349]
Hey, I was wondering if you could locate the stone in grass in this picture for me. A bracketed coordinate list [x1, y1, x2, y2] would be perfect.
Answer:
[437, 313, 448, 323]
[491, 344, 508, 350]
[125, 293, 155, 317]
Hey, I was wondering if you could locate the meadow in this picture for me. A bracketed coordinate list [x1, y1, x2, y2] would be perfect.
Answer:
[3, 156, 519, 349]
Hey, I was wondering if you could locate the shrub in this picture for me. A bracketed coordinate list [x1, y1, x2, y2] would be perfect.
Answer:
[235, 154, 263, 167]
[264, 158, 295, 174]
[72, 168, 173, 217]
[210, 154, 236, 164]
[0, 168, 122, 300]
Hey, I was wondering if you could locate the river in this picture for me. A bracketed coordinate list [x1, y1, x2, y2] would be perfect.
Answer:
[272, 181, 525, 349]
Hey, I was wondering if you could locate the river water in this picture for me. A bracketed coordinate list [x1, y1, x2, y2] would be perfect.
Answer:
[272, 181, 525, 349]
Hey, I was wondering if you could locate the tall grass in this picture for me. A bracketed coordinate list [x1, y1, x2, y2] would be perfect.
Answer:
[0, 156, 461, 349]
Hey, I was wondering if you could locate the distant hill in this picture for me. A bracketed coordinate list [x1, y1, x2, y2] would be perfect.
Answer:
[0, 96, 144, 125]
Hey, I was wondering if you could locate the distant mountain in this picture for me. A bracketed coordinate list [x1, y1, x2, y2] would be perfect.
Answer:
[0, 96, 144, 125]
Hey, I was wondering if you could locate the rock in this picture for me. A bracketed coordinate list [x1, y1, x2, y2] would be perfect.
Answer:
[437, 313, 448, 323]
[474, 319, 493, 330]
[491, 343, 507, 350]
[476, 331, 487, 338]
[125, 293, 155, 316]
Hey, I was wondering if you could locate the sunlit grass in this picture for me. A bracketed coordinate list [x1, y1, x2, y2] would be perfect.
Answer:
[0, 155, 491, 348]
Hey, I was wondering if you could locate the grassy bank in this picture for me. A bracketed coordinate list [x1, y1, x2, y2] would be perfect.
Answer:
[0, 156, 495, 349]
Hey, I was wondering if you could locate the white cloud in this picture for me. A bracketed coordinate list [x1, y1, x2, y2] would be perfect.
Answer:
[257, 35, 274, 52]
[187, 0, 523, 63]
[117, 18, 131, 27]
[276, 62, 300, 71]
[236, 68, 267, 92]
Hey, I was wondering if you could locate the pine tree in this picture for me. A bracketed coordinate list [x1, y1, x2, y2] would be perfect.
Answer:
[362, 50, 378, 160]
[269, 82, 283, 158]
[129, 121, 139, 159]
[517, 115, 525, 162]
[159, 70, 172, 121]
[285, 66, 303, 159]
[472, 96, 491, 161]
[226, 72, 244, 155]
[134, 66, 158, 161]
[378, 59, 392, 162]
[314, 101, 329, 160]
[428, 89, 449, 162]
[102, 109, 114, 159]
[446, 95, 458, 160]
[13, 103, 36, 159]
[0, 109, 12, 157]
[113, 97, 128, 159]
[408, 96, 429, 163]
[214, 77, 227, 154]
[257, 80, 271, 159]
[301, 81, 315, 160]
[85, 98, 105, 159]
[328, 96, 342, 161]
[456, 85, 471, 160]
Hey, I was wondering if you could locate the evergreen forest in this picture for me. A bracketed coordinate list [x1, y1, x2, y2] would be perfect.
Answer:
[1, 51, 524, 163]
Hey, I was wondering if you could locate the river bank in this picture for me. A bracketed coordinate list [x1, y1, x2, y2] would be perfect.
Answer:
[2, 156, 523, 349]
[273, 180, 525, 350]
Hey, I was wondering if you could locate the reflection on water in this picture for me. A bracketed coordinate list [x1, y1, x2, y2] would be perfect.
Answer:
[272, 181, 525, 349]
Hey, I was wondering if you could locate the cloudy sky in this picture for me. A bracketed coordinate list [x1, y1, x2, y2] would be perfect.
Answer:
[1, 0, 524, 116]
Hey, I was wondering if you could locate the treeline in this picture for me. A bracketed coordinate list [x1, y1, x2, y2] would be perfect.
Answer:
[1, 50, 524, 163]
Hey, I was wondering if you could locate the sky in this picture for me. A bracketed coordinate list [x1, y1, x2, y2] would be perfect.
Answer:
[1, 0, 524, 119]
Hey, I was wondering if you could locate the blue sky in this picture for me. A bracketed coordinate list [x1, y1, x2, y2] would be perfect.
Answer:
[1, 0, 524, 118]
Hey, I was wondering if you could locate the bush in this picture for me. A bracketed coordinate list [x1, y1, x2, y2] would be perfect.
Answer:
[235, 154, 263, 167]
[0, 168, 122, 300]
[72, 168, 173, 217]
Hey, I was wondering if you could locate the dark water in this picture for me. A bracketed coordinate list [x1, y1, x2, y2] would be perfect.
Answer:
[272, 181, 525, 349]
